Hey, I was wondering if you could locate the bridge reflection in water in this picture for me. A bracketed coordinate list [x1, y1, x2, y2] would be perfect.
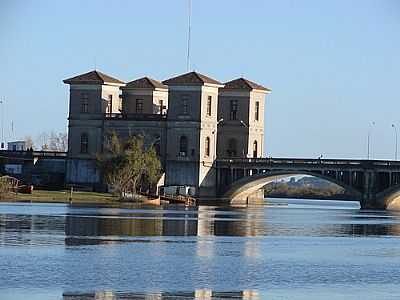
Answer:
[62, 290, 260, 300]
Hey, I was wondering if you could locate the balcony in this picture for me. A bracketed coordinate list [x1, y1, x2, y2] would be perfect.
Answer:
[104, 113, 167, 121]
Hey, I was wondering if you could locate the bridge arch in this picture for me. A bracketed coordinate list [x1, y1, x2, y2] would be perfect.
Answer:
[375, 183, 400, 210]
[223, 170, 363, 205]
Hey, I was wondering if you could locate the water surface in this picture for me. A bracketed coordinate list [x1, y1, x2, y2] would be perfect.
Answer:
[0, 199, 400, 299]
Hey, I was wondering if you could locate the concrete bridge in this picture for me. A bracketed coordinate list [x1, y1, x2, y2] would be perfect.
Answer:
[215, 157, 400, 209]
[0, 150, 67, 188]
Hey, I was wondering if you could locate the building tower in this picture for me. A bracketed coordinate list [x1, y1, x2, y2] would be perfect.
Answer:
[113, 76, 169, 164]
[63, 70, 125, 188]
[217, 78, 271, 158]
[162, 71, 224, 197]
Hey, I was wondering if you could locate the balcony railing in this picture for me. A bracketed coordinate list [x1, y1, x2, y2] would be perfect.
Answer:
[104, 113, 167, 121]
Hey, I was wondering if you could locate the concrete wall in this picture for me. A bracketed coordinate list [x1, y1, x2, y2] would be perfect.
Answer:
[66, 158, 100, 186]
[68, 119, 103, 159]
[69, 85, 103, 118]
[217, 91, 251, 157]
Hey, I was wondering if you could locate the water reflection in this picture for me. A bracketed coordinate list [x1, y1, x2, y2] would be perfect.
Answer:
[63, 204, 400, 246]
[62, 290, 260, 300]
[1, 202, 400, 248]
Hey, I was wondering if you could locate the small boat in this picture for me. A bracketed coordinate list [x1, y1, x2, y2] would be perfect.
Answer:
[143, 196, 161, 205]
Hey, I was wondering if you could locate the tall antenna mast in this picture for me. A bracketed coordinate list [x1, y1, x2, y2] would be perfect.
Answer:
[186, 0, 192, 71]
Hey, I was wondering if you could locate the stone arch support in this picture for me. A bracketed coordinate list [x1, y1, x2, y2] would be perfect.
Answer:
[223, 170, 363, 205]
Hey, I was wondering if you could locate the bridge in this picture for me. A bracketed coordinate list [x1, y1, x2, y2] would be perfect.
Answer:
[215, 157, 400, 209]
[0, 150, 67, 188]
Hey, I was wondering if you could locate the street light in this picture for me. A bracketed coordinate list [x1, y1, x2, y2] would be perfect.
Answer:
[240, 120, 248, 128]
[392, 124, 398, 161]
[0, 100, 4, 149]
[367, 121, 375, 160]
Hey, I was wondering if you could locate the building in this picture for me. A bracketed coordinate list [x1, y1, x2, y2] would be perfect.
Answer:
[64, 70, 271, 197]
[8, 141, 27, 151]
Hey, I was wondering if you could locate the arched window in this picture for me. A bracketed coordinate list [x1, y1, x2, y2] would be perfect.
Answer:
[154, 140, 161, 156]
[227, 138, 237, 157]
[80, 133, 88, 154]
[253, 140, 258, 158]
[205, 137, 210, 157]
[179, 136, 188, 156]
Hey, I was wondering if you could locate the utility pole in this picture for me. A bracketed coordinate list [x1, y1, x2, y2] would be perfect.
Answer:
[186, 0, 192, 71]
[367, 121, 375, 160]
[392, 124, 398, 160]
[0, 99, 4, 149]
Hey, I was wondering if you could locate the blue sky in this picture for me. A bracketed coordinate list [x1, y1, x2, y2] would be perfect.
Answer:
[1, 0, 399, 159]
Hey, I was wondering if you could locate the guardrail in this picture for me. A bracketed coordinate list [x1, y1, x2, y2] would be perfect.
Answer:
[0, 150, 67, 159]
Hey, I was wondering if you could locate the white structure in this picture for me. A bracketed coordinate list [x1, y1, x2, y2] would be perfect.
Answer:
[7, 141, 26, 151]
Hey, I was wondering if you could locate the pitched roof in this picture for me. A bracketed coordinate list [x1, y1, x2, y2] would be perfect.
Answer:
[63, 70, 125, 85]
[124, 77, 167, 89]
[223, 78, 271, 92]
[162, 71, 222, 86]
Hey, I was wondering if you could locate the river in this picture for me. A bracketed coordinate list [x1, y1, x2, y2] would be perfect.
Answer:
[0, 199, 399, 299]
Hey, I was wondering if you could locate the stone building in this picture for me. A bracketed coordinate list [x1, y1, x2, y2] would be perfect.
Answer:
[63, 70, 270, 197]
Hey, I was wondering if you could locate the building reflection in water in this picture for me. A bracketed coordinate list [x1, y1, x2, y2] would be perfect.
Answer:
[64, 205, 268, 246]
[62, 289, 260, 300]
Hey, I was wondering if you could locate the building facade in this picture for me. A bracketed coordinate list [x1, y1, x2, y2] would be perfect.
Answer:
[64, 70, 270, 197]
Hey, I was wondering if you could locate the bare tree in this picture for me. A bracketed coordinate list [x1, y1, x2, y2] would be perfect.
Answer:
[24, 136, 35, 150]
[47, 132, 68, 152]
[36, 132, 49, 151]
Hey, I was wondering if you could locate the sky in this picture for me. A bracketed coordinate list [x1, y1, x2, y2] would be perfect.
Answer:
[0, 0, 400, 159]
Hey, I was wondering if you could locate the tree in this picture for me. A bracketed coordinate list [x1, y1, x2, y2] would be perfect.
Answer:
[24, 136, 35, 150]
[48, 132, 68, 152]
[97, 133, 162, 200]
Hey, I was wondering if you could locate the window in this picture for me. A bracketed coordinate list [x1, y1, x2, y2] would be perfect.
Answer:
[136, 99, 143, 113]
[255, 101, 260, 121]
[179, 136, 188, 156]
[205, 137, 210, 157]
[230, 100, 238, 120]
[182, 97, 189, 115]
[80, 133, 88, 154]
[253, 140, 258, 157]
[107, 95, 112, 114]
[81, 93, 88, 113]
[159, 100, 164, 115]
[118, 95, 123, 112]
[227, 138, 237, 157]
[206, 96, 212, 116]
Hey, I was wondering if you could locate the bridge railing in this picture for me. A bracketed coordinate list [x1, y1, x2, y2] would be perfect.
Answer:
[216, 157, 400, 168]
[0, 150, 67, 159]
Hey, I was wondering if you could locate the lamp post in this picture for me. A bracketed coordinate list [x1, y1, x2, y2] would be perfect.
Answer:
[212, 118, 224, 159]
[367, 121, 375, 160]
[392, 124, 398, 161]
[0, 99, 3, 149]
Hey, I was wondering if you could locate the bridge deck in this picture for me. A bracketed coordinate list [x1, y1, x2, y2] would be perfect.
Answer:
[216, 157, 400, 171]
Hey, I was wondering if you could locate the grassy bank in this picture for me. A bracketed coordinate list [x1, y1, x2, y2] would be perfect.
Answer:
[1, 189, 118, 204]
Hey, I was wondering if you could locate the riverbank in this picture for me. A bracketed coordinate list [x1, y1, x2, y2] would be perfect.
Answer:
[0, 189, 118, 204]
